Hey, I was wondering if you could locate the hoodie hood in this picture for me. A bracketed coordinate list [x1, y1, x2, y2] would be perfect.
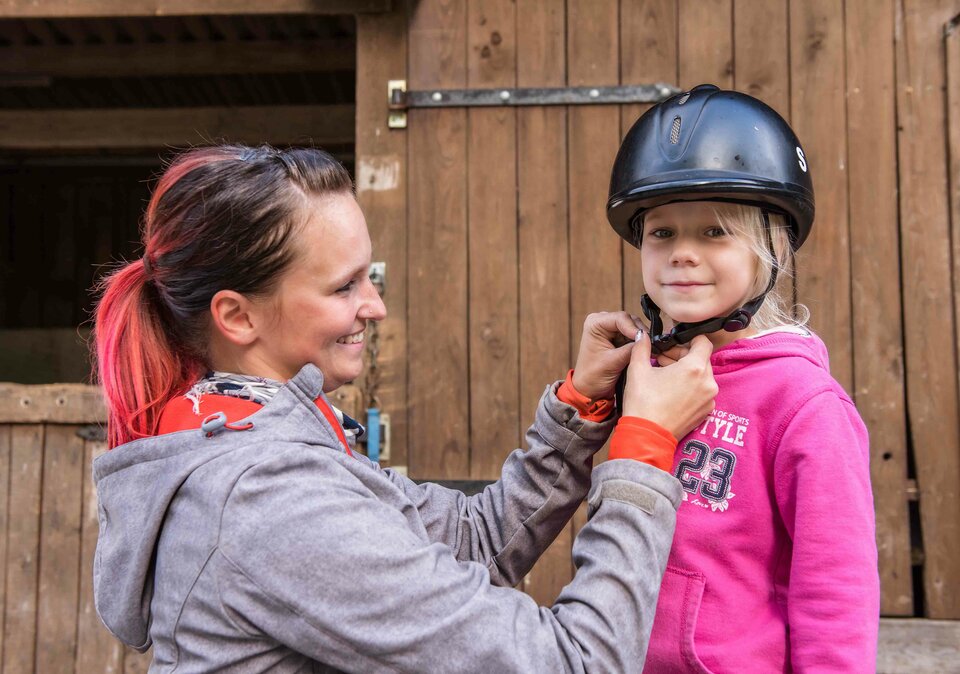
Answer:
[708, 327, 830, 375]
[92, 363, 337, 650]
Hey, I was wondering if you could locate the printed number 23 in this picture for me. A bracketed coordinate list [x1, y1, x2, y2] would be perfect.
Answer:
[675, 440, 737, 501]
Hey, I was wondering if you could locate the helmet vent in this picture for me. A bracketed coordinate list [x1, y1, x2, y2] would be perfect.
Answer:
[669, 116, 682, 144]
[678, 92, 691, 105]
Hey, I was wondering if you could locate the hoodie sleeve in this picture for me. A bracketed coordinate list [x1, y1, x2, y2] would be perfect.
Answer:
[218, 454, 682, 673]
[773, 389, 879, 672]
[380, 381, 613, 587]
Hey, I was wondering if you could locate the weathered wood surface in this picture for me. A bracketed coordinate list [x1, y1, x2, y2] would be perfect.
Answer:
[406, 0, 470, 479]
[355, 5, 409, 470]
[0, 39, 355, 77]
[895, 0, 960, 618]
[877, 619, 960, 673]
[0, 384, 106, 424]
[0, 105, 355, 150]
[0, 0, 391, 17]
[467, 0, 520, 480]
[846, 0, 912, 615]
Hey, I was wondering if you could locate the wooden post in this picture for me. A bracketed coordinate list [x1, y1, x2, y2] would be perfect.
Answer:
[516, 0, 574, 604]
[352, 6, 409, 468]
[895, 0, 960, 619]
[466, 0, 520, 480]
[846, 0, 913, 616]
[789, 0, 854, 393]
[406, 0, 470, 479]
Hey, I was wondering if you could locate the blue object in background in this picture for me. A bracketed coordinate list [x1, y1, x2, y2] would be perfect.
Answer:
[366, 407, 381, 464]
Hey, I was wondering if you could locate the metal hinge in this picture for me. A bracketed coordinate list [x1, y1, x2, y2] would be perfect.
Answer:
[387, 79, 679, 129]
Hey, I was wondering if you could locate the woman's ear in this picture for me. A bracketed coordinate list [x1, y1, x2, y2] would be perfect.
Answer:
[209, 290, 258, 346]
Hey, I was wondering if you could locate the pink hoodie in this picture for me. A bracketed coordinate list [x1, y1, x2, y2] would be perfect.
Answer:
[643, 329, 879, 673]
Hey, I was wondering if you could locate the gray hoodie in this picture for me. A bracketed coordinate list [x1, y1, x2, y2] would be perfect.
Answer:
[93, 364, 682, 673]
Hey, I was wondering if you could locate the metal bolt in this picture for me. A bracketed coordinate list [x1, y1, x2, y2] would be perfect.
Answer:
[659, 85, 673, 98]
[499, 90, 511, 101]
[589, 89, 600, 98]
[432, 91, 443, 102]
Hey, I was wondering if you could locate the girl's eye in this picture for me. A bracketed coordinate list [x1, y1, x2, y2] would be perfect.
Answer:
[648, 228, 673, 239]
[705, 226, 727, 238]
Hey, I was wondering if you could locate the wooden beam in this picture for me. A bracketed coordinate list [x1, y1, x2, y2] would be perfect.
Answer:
[0, 0, 391, 18]
[0, 384, 106, 423]
[877, 619, 960, 673]
[0, 104, 355, 150]
[0, 39, 355, 78]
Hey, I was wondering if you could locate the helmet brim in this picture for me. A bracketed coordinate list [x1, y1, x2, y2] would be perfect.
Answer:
[607, 173, 814, 249]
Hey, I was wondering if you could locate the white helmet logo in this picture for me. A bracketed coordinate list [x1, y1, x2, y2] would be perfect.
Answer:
[796, 146, 807, 172]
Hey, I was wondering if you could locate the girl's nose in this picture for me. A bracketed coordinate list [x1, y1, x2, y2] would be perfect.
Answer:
[669, 240, 700, 265]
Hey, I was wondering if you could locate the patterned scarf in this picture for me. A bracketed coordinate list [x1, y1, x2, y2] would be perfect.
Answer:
[184, 372, 366, 446]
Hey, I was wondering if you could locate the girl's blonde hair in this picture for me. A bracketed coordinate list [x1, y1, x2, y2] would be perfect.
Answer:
[712, 203, 809, 331]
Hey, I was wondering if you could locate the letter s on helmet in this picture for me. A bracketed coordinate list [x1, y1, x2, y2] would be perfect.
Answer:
[606, 84, 815, 250]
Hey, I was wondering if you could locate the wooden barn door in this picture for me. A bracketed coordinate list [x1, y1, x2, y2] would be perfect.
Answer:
[355, 0, 960, 619]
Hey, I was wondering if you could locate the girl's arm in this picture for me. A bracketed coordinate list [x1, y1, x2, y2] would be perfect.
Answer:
[774, 389, 880, 672]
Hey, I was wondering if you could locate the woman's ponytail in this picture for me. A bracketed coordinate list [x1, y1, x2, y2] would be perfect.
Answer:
[93, 259, 201, 448]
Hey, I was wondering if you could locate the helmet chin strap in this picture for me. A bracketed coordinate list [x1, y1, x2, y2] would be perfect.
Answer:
[640, 211, 780, 355]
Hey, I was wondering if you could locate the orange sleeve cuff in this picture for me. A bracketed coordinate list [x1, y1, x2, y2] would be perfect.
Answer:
[609, 416, 678, 472]
[556, 369, 615, 422]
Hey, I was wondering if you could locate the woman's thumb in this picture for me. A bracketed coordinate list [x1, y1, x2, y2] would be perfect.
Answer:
[630, 329, 652, 366]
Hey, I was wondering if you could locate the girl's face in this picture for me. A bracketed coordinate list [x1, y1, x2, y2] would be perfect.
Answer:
[640, 201, 757, 340]
[252, 193, 386, 391]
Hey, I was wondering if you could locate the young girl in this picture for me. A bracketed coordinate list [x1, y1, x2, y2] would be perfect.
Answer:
[606, 85, 879, 672]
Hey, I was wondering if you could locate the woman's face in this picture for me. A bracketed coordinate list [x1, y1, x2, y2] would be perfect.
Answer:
[253, 193, 386, 391]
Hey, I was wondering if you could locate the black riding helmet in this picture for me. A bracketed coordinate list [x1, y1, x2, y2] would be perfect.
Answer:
[608, 84, 814, 250]
[606, 84, 816, 356]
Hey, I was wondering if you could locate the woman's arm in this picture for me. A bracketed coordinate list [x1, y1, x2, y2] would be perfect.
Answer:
[220, 450, 683, 673]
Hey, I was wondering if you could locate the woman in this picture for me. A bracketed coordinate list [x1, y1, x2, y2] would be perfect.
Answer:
[92, 144, 717, 672]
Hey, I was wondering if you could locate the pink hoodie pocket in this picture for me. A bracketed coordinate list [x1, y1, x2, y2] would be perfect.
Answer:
[644, 566, 716, 674]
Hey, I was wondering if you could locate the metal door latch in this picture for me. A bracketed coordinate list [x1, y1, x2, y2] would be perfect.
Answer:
[387, 79, 679, 129]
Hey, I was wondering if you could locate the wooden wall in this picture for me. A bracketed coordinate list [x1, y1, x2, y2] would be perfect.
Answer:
[356, 0, 960, 619]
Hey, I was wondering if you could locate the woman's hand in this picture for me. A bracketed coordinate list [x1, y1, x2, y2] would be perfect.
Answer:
[623, 334, 718, 439]
[571, 312, 644, 401]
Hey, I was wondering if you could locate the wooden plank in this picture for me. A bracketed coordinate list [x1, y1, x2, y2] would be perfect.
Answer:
[950, 24, 960, 593]
[566, 0, 621, 363]
[845, 0, 912, 616]
[620, 0, 678, 318]
[0, 0, 391, 18]
[877, 619, 960, 673]
[515, 0, 572, 601]
[895, 0, 960, 619]
[2, 425, 43, 674]
[733, 0, 789, 119]
[36, 425, 85, 673]
[517, 0, 568, 436]
[76, 438, 123, 674]
[0, 105, 355, 150]
[123, 649, 152, 673]
[467, 0, 519, 480]
[406, 0, 469, 479]
[0, 384, 106, 423]
[0, 39, 355, 78]
[355, 6, 408, 469]
[789, 0, 853, 393]
[0, 426, 11, 666]
[678, 0, 733, 90]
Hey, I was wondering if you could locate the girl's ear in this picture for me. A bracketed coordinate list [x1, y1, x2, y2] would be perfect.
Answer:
[209, 290, 258, 346]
